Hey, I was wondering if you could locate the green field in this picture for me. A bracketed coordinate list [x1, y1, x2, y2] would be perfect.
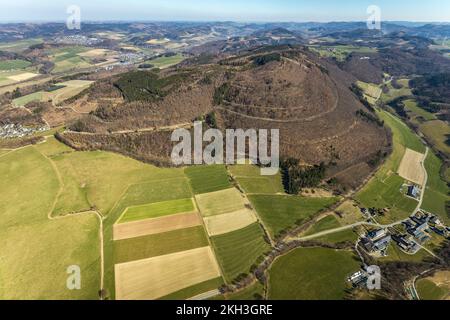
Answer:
[0, 38, 43, 52]
[249, 195, 339, 238]
[0, 146, 100, 299]
[0, 59, 32, 71]
[118, 198, 194, 223]
[49, 47, 92, 73]
[229, 164, 285, 194]
[355, 109, 425, 221]
[420, 120, 450, 156]
[268, 247, 359, 300]
[195, 187, 246, 217]
[12, 91, 43, 107]
[417, 279, 448, 300]
[185, 165, 231, 194]
[0, 72, 16, 86]
[422, 152, 449, 223]
[315, 229, 359, 244]
[148, 53, 186, 69]
[211, 223, 270, 283]
[113, 226, 209, 264]
[381, 79, 412, 103]
[380, 110, 426, 154]
[160, 277, 224, 300]
[357, 81, 382, 105]
[13, 80, 93, 107]
[29, 139, 191, 299]
[404, 99, 437, 122]
[304, 215, 341, 235]
[53, 56, 91, 73]
[303, 213, 359, 244]
[378, 243, 430, 263]
[310, 45, 376, 62]
[38, 139, 92, 216]
[104, 176, 192, 297]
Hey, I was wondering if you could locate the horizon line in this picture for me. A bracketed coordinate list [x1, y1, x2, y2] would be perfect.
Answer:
[0, 19, 449, 24]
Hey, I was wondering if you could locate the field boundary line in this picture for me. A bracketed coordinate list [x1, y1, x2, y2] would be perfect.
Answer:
[191, 195, 227, 282]
[227, 169, 276, 247]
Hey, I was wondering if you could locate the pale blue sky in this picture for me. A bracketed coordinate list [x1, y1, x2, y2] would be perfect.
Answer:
[1, 0, 449, 22]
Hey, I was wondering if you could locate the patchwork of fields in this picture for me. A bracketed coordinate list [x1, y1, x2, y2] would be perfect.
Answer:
[115, 246, 221, 300]
[355, 109, 426, 223]
[13, 79, 94, 106]
[189, 165, 271, 284]
[111, 179, 223, 299]
[2, 122, 441, 300]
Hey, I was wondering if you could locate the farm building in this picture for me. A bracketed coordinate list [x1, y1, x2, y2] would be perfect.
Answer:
[407, 185, 419, 198]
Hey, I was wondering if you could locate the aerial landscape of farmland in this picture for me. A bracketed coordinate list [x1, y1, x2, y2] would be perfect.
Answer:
[0, 0, 449, 309]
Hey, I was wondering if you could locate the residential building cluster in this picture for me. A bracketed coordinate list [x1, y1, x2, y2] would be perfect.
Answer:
[0, 123, 48, 138]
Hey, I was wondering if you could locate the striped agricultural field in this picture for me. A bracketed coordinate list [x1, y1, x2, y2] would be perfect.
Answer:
[115, 246, 221, 300]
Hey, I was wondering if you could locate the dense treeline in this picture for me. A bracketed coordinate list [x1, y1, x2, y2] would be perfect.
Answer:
[213, 82, 231, 105]
[251, 53, 281, 66]
[356, 109, 384, 127]
[386, 98, 409, 119]
[415, 97, 442, 114]
[411, 73, 450, 104]
[114, 70, 187, 102]
[281, 158, 326, 194]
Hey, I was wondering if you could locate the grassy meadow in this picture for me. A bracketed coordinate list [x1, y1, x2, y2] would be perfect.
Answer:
[416, 278, 448, 300]
[185, 165, 231, 194]
[229, 164, 285, 194]
[118, 198, 194, 223]
[422, 152, 449, 223]
[148, 53, 186, 69]
[268, 247, 359, 300]
[0, 145, 100, 299]
[420, 120, 450, 155]
[249, 195, 339, 238]
[0, 38, 43, 52]
[195, 188, 247, 217]
[0, 59, 32, 71]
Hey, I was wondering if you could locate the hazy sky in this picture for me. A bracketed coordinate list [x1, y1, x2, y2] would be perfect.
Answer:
[1, 0, 449, 22]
